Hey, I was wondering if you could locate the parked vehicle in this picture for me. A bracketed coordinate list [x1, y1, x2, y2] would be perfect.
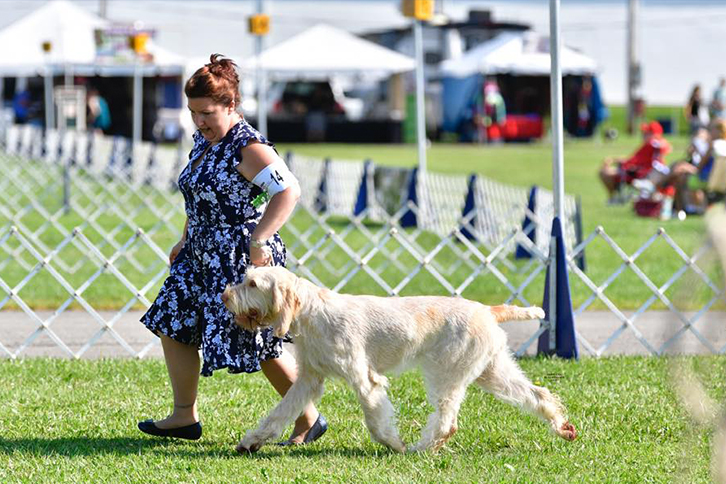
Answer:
[267, 80, 364, 121]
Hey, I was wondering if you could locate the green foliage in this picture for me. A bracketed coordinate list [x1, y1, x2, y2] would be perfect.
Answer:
[0, 356, 721, 483]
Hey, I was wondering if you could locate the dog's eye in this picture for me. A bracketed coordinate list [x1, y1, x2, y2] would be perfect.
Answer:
[248, 309, 259, 318]
[248, 279, 257, 288]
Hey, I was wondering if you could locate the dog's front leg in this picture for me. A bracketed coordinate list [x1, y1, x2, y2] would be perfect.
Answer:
[237, 371, 325, 454]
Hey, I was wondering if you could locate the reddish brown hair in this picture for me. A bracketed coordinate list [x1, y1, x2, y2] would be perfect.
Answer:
[184, 54, 240, 107]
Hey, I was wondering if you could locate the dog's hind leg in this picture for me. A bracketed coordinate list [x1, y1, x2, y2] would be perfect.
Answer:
[347, 367, 406, 453]
[408, 375, 467, 453]
[238, 370, 325, 453]
[475, 351, 577, 441]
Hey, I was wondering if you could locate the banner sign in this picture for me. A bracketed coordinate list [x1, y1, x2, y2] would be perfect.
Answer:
[94, 25, 156, 64]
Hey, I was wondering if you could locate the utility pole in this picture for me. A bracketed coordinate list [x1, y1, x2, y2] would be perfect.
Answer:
[250, 1, 269, 136]
[626, 0, 640, 135]
[402, 0, 433, 175]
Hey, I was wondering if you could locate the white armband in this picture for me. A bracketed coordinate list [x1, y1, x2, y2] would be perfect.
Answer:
[251, 159, 297, 197]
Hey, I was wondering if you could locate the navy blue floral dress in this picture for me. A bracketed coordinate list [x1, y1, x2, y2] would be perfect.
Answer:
[141, 120, 287, 376]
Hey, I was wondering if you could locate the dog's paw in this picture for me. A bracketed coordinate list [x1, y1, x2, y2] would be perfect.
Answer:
[235, 439, 262, 455]
[390, 442, 407, 454]
[236, 432, 265, 455]
[557, 421, 577, 441]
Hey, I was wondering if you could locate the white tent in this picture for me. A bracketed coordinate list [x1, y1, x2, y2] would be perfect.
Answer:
[0, 0, 184, 77]
[440, 31, 597, 79]
[241, 24, 415, 81]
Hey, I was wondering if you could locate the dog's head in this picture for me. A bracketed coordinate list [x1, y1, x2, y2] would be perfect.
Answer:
[221, 266, 300, 338]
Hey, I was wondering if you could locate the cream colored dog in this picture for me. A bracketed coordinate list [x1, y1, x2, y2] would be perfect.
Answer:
[222, 266, 577, 454]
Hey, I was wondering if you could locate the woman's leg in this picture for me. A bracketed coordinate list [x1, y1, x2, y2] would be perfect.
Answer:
[261, 350, 319, 443]
[599, 158, 621, 198]
[153, 334, 200, 428]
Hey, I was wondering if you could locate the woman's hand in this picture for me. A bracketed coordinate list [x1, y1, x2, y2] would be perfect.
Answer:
[250, 245, 273, 267]
[169, 239, 185, 265]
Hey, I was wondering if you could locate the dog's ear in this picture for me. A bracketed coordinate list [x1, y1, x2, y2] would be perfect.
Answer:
[270, 272, 300, 338]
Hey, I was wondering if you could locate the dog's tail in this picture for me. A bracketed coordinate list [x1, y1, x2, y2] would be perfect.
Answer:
[490, 304, 545, 323]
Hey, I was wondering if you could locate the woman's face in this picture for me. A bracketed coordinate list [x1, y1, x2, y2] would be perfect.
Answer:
[188, 97, 238, 144]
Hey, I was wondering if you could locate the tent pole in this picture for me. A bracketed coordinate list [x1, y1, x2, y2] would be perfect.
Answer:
[255, 0, 267, 137]
[132, 60, 142, 149]
[44, 60, 54, 131]
[413, 19, 426, 174]
[549, 0, 565, 352]
[549, 0, 565, 225]
[626, 0, 639, 135]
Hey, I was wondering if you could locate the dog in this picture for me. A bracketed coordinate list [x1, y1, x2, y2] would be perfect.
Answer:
[222, 266, 577, 454]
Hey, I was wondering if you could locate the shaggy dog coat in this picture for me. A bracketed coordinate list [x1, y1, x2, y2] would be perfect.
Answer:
[222, 266, 577, 453]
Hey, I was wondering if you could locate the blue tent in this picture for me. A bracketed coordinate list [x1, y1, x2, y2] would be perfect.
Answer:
[439, 31, 602, 135]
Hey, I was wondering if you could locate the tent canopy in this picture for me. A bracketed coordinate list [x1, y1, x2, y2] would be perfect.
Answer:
[241, 24, 415, 81]
[439, 31, 600, 133]
[0, 0, 184, 77]
[440, 31, 597, 79]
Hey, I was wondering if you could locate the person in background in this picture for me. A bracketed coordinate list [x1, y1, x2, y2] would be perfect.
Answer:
[711, 78, 726, 122]
[576, 78, 594, 137]
[699, 119, 726, 204]
[12, 88, 30, 124]
[481, 80, 506, 143]
[684, 84, 707, 134]
[87, 86, 111, 133]
[137, 54, 327, 448]
[599, 121, 671, 204]
[671, 126, 710, 214]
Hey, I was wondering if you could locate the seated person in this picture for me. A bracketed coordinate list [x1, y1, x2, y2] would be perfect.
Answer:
[599, 121, 671, 203]
[701, 119, 726, 204]
[646, 127, 710, 214]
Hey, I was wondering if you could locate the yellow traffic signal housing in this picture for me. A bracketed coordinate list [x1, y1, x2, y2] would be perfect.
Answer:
[401, 0, 434, 21]
[249, 14, 270, 36]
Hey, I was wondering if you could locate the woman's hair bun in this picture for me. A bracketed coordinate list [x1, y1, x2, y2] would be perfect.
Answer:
[184, 53, 241, 107]
[207, 54, 238, 79]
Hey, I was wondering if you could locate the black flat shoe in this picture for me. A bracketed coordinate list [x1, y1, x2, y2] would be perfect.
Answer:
[276, 414, 328, 446]
[138, 419, 202, 441]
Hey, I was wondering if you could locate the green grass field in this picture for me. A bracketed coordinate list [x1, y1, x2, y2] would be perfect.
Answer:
[0, 356, 722, 483]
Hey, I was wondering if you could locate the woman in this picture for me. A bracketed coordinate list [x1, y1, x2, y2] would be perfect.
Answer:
[684, 84, 705, 134]
[138, 54, 326, 446]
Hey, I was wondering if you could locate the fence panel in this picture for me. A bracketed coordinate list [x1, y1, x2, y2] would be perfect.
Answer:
[0, 128, 723, 359]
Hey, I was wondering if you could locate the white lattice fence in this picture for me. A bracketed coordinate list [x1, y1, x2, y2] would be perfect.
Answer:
[0, 138, 724, 359]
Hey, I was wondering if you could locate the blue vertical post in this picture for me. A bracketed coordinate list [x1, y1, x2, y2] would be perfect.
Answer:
[354, 160, 372, 217]
[538, 216, 578, 359]
[460, 173, 478, 240]
[515, 186, 538, 259]
[400, 166, 418, 228]
[574, 195, 586, 272]
[314, 157, 330, 213]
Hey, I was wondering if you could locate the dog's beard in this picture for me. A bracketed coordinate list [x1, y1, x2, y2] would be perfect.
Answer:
[223, 285, 269, 333]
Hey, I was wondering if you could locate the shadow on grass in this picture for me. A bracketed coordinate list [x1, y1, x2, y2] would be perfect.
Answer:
[0, 436, 388, 459]
[0, 436, 221, 457]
